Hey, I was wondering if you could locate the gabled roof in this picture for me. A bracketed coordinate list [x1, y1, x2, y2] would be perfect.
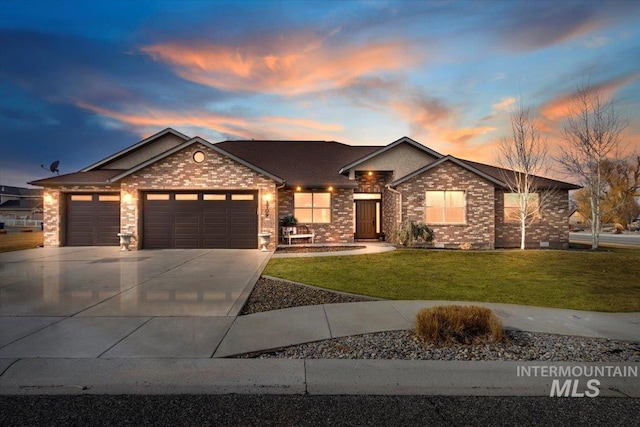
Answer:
[390, 156, 506, 187]
[339, 136, 442, 174]
[0, 185, 42, 197]
[107, 137, 285, 184]
[217, 140, 378, 188]
[81, 128, 190, 172]
[29, 170, 126, 186]
[0, 199, 42, 210]
[459, 159, 582, 190]
[390, 156, 582, 190]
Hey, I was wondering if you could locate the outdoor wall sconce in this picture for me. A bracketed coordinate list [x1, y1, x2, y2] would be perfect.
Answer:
[122, 192, 133, 203]
[367, 171, 373, 177]
[263, 193, 272, 217]
[44, 193, 53, 204]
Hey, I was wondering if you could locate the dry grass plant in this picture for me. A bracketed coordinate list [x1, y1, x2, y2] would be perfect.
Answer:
[415, 305, 505, 345]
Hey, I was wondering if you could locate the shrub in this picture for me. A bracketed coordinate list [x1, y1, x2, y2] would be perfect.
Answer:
[414, 305, 504, 344]
[392, 220, 434, 247]
[280, 214, 298, 227]
[614, 223, 624, 234]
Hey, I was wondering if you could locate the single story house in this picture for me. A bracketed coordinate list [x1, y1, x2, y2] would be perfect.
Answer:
[0, 185, 43, 222]
[30, 128, 580, 250]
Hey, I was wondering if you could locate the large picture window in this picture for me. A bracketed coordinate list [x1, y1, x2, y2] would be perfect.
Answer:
[294, 192, 331, 223]
[504, 193, 540, 223]
[425, 191, 465, 224]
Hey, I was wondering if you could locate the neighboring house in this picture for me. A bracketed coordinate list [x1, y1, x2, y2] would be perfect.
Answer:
[0, 185, 43, 221]
[30, 128, 580, 250]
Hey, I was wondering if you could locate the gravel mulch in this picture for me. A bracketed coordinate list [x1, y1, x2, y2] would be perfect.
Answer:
[238, 277, 640, 362]
[237, 330, 640, 362]
[275, 245, 367, 253]
[240, 276, 374, 315]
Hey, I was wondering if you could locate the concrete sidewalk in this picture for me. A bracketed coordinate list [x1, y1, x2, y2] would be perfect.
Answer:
[213, 300, 640, 357]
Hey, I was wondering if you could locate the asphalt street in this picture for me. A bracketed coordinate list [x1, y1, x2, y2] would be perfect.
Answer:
[2, 395, 639, 426]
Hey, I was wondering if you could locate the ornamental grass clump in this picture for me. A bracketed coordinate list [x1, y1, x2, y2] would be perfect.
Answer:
[414, 305, 505, 345]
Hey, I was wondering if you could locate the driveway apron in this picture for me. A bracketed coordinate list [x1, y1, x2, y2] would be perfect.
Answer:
[0, 247, 270, 359]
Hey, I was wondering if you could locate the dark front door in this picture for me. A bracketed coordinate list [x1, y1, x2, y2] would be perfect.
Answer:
[355, 200, 377, 239]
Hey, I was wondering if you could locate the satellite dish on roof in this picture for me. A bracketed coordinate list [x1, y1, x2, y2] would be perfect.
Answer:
[41, 160, 60, 175]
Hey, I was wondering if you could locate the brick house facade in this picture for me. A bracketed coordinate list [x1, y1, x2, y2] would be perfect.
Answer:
[31, 129, 580, 250]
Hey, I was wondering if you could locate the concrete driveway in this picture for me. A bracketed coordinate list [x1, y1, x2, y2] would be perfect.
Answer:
[0, 247, 271, 358]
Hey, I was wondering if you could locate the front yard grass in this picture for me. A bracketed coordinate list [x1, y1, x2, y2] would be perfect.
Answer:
[0, 231, 43, 253]
[263, 249, 640, 312]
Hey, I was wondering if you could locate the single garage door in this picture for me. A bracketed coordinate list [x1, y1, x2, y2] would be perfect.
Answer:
[143, 191, 258, 249]
[66, 193, 120, 246]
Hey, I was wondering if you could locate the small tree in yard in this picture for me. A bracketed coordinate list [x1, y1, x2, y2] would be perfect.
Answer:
[497, 100, 554, 250]
[557, 82, 627, 250]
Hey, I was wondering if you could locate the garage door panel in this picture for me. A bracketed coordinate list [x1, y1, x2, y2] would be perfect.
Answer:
[143, 191, 257, 249]
[66, 194, 120, 246]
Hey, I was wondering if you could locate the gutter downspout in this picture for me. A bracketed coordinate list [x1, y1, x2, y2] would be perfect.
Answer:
[386, 185, 402, 225]
[275, 182, 286, 243]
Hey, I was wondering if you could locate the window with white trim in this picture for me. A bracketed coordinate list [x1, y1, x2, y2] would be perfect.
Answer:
[425, 191, 466, 224]
[294, 192, 331, 223]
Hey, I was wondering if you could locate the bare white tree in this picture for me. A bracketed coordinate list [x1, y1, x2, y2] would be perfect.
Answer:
[557, 83, 627, 250]
[497, 100, 553, 249]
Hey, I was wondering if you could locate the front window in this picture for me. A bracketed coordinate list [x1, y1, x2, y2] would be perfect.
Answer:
[504, 193, 540, 223]
[294, 192, 331, 223]
[425, 191, 465, 224]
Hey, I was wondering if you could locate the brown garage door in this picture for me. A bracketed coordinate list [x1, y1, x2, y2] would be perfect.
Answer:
[66, 193, 120, 246]
[143, 191, 258, 249]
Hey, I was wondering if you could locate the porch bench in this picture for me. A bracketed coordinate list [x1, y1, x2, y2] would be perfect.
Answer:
[282, 225, 315, 245]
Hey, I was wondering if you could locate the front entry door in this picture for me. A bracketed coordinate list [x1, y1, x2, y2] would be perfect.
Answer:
[355, 200, 377, 239]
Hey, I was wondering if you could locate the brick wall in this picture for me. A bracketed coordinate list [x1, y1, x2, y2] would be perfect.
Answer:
[495, 189, 571, 249]
[42, 185, 121, 247]
[395, 161, 496, 249]
[278, 188, 354, 243]
[42, 143, 278, 249]
[121, 143, 277, 249]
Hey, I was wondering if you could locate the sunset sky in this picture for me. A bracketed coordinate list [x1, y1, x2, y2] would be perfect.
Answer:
[1, 0, 639, 187]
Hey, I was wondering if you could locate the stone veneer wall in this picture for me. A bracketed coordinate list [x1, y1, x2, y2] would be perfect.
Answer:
[494, 189, 570, 249]
[120, 143, 277, 249]
[396, 161, 496, 249]
[42, 184, 121, 247]
[278, 188, 354, 243]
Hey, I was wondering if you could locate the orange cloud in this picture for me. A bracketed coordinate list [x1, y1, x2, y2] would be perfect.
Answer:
[75, 101, 342, 141]
[541, 73, 640, 121]
[141, 33, 419, 95]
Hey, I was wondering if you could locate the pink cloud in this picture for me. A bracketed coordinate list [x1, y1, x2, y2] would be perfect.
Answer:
[140, 32, 419, 96]
[75, 101, 342, 141]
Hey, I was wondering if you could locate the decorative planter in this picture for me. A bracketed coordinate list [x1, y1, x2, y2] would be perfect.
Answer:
[258, 232, 272, 252]
[117, 233, 134, 251]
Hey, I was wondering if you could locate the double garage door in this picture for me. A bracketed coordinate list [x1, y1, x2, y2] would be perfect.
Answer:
[143, 191, 258, 249]
[65, 191, 258, 249]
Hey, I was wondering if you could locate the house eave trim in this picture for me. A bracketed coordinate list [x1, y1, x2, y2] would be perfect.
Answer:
[107, 136, 285, 184]
[339, 136, 443, 174]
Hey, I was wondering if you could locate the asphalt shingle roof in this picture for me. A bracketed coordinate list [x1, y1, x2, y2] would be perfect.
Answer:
[216, 140, 379, 189]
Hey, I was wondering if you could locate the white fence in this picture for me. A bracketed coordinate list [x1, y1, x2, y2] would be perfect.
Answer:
[0, 218, 43, 228]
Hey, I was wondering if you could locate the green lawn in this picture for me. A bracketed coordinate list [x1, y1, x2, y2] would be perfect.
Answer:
[264, 249, 640, 312]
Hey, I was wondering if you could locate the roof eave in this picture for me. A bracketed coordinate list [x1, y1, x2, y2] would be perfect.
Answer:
[339, 136, 443, 174]
[81, 128, 190, 172]
[108, 137, 285, 184]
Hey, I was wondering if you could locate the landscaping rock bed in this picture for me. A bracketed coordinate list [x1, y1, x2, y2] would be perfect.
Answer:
[237, 330, 640, 362]
[275, 245, 366, 253]
[240, 277, 374, 315]
[239, 277, 640, 362]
